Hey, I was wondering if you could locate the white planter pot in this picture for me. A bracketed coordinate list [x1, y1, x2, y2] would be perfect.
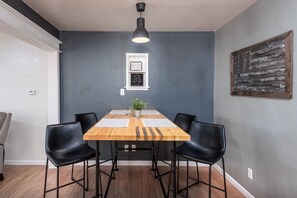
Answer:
[135, 110, 141, 118]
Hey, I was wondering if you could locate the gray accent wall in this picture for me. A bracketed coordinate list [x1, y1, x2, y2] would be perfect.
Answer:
[215, 0, 297, 197]
[3, 0, 59, 38]
[60, 31, 214, 160]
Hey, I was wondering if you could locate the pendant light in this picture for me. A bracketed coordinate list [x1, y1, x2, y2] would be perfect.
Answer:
[132, 2, 150, 43]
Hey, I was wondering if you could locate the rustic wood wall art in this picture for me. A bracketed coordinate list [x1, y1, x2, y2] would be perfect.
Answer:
[230, 31, 293, 99]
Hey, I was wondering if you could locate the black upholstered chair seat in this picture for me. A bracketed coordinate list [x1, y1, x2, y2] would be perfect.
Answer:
[47, 144, 95, 167]
[44, 122, 95, 198]
[176, 121, 227, 198]
[176, 142, 223, 165]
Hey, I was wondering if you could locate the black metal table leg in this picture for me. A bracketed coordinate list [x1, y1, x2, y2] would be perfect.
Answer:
[151, 141, 156, 171]
[153, 154, 167, 197]
[104, 152, 117, 197]
[114, 141, 119, 171]
[96, 141, 100, 198]
[173, 141, 177, 198]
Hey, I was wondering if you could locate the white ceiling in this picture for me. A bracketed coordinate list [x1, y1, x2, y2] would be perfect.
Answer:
[22, 0, 257, 32]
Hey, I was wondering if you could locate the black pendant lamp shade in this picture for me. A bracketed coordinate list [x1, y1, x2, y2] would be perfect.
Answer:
[132, 3, 150, 43]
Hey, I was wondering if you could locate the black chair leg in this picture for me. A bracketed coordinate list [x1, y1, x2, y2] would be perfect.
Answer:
[57, 167, 59, 198]
[209, 165, 212, 198]
[71, 164, 75, 180]
[43, 158, 48, 198]
[83, 161, 85, 198]
[177, 156, 180, 192]
[72, 162, 88, 191]
[186, 159, 189, 198]
[222, 157, 227, 198]
[196, 162, 200, 183]
[86, 160, 89, 191]
[43, 160, 88, 198]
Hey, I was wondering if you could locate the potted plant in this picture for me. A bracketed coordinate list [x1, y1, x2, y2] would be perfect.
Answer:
[131, 98, 148, 118]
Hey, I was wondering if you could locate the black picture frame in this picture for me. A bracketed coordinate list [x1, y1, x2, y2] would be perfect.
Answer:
[130, 73, 144, 86]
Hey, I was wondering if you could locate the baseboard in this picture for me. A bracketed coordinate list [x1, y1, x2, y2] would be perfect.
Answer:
[214, 164, 255, 198]
[5, 160, 46, 165]
[4, 160, 206, 167]
[86, 160, 207, 167]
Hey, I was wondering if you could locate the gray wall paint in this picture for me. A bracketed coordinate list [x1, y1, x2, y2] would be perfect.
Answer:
[60, 31, 214, 160]
[215, 0, 297, 197]
[3, 0, 59, 38]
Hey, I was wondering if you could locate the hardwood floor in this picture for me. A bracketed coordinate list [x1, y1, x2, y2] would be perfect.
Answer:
[0, 165, 244, 198]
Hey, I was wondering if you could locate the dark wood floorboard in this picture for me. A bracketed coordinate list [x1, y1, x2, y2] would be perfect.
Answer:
[0, 165, 244, 198]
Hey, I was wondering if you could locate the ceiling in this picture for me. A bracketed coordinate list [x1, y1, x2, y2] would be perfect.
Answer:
[22, 0, 257, 32]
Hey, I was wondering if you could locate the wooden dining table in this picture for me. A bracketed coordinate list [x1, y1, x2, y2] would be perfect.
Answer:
[83, 109, 190, 198]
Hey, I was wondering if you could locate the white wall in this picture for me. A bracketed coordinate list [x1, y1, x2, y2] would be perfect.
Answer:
[0, 32, 48, 162]
[215, 0, 297, 197]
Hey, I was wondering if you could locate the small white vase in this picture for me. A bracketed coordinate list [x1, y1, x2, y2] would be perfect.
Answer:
[135, 110, 141, 118]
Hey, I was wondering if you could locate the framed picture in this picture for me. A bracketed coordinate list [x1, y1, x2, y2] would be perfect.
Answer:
[230, 31, 293, 99]
[126, 53, 149, 90]
[130, 61, 143, 71]
[130, 73, 144, 86]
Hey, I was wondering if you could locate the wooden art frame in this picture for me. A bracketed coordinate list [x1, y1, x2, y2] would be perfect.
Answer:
[230, 31, 293, 99]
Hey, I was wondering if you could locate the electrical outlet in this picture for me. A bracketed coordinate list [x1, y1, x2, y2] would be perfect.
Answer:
[124, 144, 129, 152]
[131, 144, 136, 152]
[248, 168, 253, 180]
[120, 89, 125, 96]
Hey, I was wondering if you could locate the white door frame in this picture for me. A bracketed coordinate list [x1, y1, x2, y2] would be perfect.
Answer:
[0, 1, 61, 124]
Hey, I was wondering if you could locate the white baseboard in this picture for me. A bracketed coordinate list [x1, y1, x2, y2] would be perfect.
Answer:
[86, 160, 207, 167]
[5, 160, 46, 165]
[214, 164, 255, 198]
[4, 160, 206, 167]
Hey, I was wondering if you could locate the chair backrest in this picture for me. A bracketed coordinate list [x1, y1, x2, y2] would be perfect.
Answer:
[0, 112, 12, 145]
[45, 122, 84, 154]
[189, 121, 226, 154]
[75, 112, 98, 134]
[174, 113, 197, 133]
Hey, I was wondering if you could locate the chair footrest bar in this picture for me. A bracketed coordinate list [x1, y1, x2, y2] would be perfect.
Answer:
[178, 180, 226, 193]
[46, 178, 84, 193]
[199, 180, 226, 192]
[100, 169, 111, 177]
[178, 181, 199, 193]
[71, 177, 88, 190]
[188, 176, 199, 181]
[90, 194, 103, 198]
[157, 170, 172, 178]
[87, 158, 113, 167]
[160, 160, 172, 166]
[99, 158, 113, 164]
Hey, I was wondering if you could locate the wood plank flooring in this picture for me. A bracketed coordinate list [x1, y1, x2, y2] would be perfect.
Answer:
[0, 165, 244, 198]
